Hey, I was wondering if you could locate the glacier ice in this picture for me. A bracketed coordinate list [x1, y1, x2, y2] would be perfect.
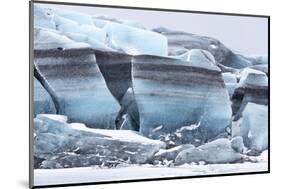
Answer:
[153, 27, 264, 69]
[231, 136, 245, 153]
[187, 49, 220, 71]
[131, 55, 232, 141]
[239, 103, 268, 153]
[102, 21, 168, 56]
[35, 3, 168, 55]
[53, 15, 81, 34]
[32, 4, 268, 169]
[238, 68, 268, 88]
[232, 68, 268, 118]
[48, 8, 94, 25]
[34, 77, 56, 116]
[79, 24, 107, 43]
[34, 114, 166, 168]
[34, 48, 120, 129]
[34, 27, 91, 50]
[175, 138, 243, 165]
[248, 64, 268, 75]
[154, 144, 195, 163]
[34, 5, 56, 30]
[94, 50, 133, 101]
[222, 72, 237, 97]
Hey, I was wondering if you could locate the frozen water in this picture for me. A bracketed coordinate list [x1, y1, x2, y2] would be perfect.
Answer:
[34, 5, 56, 30]
[240, 103, 268, 153]
[34, 27, 90, 50]
[238, 68, 268, 88]
[103, 21, 168, 56]
[175, 138, 243, 165]
[34, 114, 166, 168]
[79, 24, 107, 43]
[222, 72, 237, 97]
[34, 48, 120, 129]
[48, 8, 94, 25]
[34, 77, 56, 116]
[132, 55, 232, 141]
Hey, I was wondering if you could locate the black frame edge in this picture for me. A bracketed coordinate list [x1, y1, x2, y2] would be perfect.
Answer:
[29, 1, 35, 188]
[33, 0, 270, 18]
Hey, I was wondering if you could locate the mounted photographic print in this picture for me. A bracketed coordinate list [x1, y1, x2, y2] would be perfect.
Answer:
[30, 0, 270, 188]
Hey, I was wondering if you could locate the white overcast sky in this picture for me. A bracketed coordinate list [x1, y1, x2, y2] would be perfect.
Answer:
[37, 3, 268, 55]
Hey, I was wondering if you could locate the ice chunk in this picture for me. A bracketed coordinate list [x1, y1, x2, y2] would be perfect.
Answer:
[187, 49, 220, 71]
[222, 72, 237, 83]
[222, 72, 237, 97]
[103, 21, 168, 56]
[153, 27, 264, 69]
[79, 24, 107, 43]
[248, 64, 268, 75]
[34, 27, 90, 50]
[34, 114, 166, 168]
[49, 8, 94, 25]
[34, 48, 120, 129]
[154, 144, 195, 163]
[232, 68, 268, 118]
[231, 136, 245, 153]
[34, 4, 56, 30]
[175, 139, 243, 165]
[132, 55, 232, 141]
[63, 32, 113, 51]
[238, 68, 268, 88]
[239, 103, 268, 153]
[53, 15, 80, 34]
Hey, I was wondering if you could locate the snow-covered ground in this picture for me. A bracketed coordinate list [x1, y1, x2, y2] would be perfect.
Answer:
[34, 161, 268, 186]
